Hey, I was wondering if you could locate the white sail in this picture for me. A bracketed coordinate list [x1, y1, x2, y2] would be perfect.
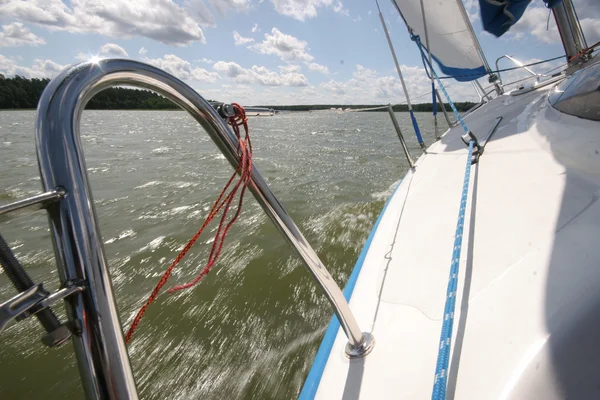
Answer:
[392, 0, 488, 81]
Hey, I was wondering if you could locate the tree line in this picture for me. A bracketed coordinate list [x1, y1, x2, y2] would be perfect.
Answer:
[0, 75, 178, 110]
[0, 75, 476, 112]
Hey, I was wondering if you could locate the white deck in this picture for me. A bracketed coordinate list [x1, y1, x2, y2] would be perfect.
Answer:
[315, 84, 600, 399]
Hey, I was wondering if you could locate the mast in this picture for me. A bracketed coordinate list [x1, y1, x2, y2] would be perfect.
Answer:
[553, 0, 587, 61]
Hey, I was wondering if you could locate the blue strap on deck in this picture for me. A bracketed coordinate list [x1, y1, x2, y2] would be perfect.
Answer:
[409, 109, 425, 146]
[431, 140, 474, 400]
[432, 82, 437, 120]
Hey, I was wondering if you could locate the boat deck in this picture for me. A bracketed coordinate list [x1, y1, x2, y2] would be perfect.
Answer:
[314, 84, 600, 399]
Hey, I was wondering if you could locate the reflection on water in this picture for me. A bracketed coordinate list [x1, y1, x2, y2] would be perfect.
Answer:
[0, 110, 435, 399]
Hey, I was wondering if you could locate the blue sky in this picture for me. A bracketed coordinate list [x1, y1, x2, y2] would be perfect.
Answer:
[1, 0, 599, 104]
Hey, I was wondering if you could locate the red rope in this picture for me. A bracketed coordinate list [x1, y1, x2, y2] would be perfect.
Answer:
[125, 103, 252, 343]
[568, 40, 600, 62]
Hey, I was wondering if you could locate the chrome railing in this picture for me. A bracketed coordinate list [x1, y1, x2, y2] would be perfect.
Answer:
[494, 55, 538, 88]
[1, 59, 374, 399]
[386, 104, 415, 168]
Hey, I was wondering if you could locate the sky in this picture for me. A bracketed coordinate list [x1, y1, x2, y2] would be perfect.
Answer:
[0, 0, 599, 105]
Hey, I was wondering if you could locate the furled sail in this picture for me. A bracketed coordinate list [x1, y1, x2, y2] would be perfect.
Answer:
[391, 0, 488, 82]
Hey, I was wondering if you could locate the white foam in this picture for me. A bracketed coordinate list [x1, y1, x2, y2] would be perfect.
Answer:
[105, 229, 136, 244]
[135, 180, 162, 189]
[170, 205, 194, 214]
[371, 179, 401, 201]
[152, 146, 171, 154]
[138, 236, 165, 252]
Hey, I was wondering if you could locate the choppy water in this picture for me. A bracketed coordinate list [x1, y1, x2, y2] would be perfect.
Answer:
[0, 110, 436, 399]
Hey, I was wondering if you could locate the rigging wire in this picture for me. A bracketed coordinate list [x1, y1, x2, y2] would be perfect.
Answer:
[375, 0, 425, 147]
[437, 54, 565, 79]
[392, 81, 461, 106]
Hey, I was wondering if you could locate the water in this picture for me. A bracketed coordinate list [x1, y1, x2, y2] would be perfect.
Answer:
[0, 110, 436, 399]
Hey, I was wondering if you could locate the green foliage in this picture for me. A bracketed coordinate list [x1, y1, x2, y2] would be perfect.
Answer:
[86, 87, 178, 110]
[0, 76, 49, 109]
[0, 76, 178, 110]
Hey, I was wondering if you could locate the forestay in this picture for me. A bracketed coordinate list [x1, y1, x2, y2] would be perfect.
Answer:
[391, 0, 488, 81]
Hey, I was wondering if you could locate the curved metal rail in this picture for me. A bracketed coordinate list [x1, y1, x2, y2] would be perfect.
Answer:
[495, 55, 538, 88]
[35, 58, 373, 399]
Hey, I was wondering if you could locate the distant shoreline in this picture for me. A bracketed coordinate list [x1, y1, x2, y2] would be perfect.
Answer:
[0, 76, 475, 112]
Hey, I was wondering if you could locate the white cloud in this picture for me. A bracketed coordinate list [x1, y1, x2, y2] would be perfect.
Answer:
[0, 0, 210, 46]
[509, 6, 558, 43]
[144, 54, 220, 82]
[461, 0, 480, 23]
[332, 0, 348, 17]
[100, 43, 128, 57]
[200, 62, 483, 105]
[316, 64, 479, 104]
[279, 64, 301, 73]
[577, 0, 600, 19]
[208, 0, 250, 15]
[199, 57, 214, 64]
[74, 43, 129, 61]
[580, 17, 600, 45]
[506, 3, 599, 45]
[184, 0, 216, 25]
[321, 79, 346, 95]
[249, 27, 314, 62]
[74, 52, 90, 61]
[0, 54, 65, 78]
[307, 62, 329, 74]
[213, 61, 250, 82]
[251, 23, 260, 33]
[233, 31, 255, 45]
[139, 47, 147, 56]
[270, 0, 348, 21]
[0, 22, 45, 47]
[213, 61, 309, 86]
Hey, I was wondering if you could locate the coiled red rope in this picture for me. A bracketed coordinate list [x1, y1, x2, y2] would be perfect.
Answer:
[125, 103, 252, 343]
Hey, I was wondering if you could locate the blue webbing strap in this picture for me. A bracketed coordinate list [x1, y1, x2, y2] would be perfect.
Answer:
[409, 109, 425, 147]
[432, 140, 474, 400]
[432, 81, 437, 120]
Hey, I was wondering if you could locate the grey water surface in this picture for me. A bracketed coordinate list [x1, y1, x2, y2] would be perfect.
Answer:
[0, 110, 437, 399]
